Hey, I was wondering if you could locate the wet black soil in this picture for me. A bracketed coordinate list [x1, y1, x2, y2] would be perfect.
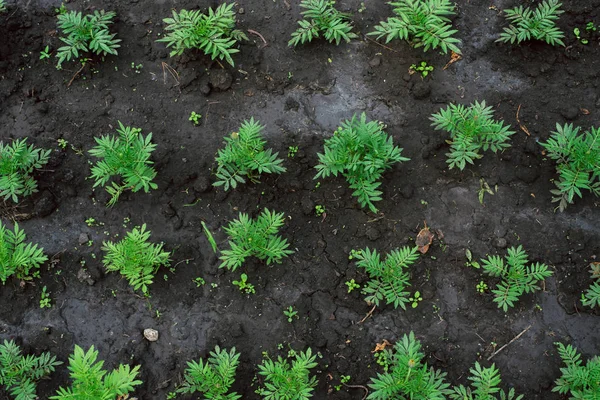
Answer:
[1, 0, 599, 398]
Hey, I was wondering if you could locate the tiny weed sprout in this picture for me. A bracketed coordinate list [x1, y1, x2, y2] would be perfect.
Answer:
[284, 306, 298, 322]
[430, 100, 515, 170]
[348, 249, 363, 260]
[586, 21, 597, 32]
[539, 123, 599, 211]
[257, 348, 318, 399]
[479, 245, 552, 312]
[0, 340, 62, 400]
[582, 262, 600, 308]
[200, 221, 218, 253]
[289, 0, 358, 47]
[193, 277, 206, 287]
[345, 278, 360, 293]
[0, 221, 48, 284]
[315, 204, 326, 216]
[189, 111, 201, 125]
[465, 248, 480, 269]
[476, 280, 488, 294]
[573, 27, 588, 44]
[177, 346, 241, 399]
[288, 145, 299, 158]
[553, 342, 600, 397]
[89, 121, 158, 207]
[232, 273, 256, 294]
[449, 362, 523, 399]
[51, 345, 142, 400]
[219, 208, 293, 272]
[40, 45, 51, 60]
[334, 375, 350, 391]
[409, 291, 423, 308]
[410, 61, 434, 77]
[0, 138, 51, 203]
[39, 286, 51, 308]
[369, 332, 450, 398]
[368, 0, 461, 54]
[478, 178, 495, 205]
[355, 246, 419, 309]
[55, 9, 121, 68]
[497, 0, 565, 46]
[57, 138, 68, 149]
[101, 224, 172, 295]
[314, 113, 409, 212]
[157, 3, 248, 67]
[214, 118, 286, 191]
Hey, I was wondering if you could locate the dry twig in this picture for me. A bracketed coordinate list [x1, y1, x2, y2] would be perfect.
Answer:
[358, 304, 376, 324]
[516, 104, 531, 136]
[487, 324, 532, 361]
[67, 62, 86, 87]
[248, 29, 268, 48]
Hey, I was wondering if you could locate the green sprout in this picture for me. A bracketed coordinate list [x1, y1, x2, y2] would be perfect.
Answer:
[476, 280, 488, 293]
[315, 205, 326, 217]
[40, 46, 51, 60]
[348, 249, 363, 260]
[193, 277, 206, 287]
[232, 273, 256, 294]
[39, 286, 52, 309]
[189, 111, 201, 126]
[410, 61, 434, 77]
[283, 306, 298, 323]
[345, 279, 360, 293]
[57, 138, 68, 149]
[288, 145, 298, 158]
[408, 291, 423, 308]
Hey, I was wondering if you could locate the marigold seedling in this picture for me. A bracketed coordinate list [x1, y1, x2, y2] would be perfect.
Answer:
[40, 45, 51, 60]
[257, 348, 317, 399]
[0, 138, 51, 203]
[553, 342, 600, 397]
[581, 262, 600, 308]
[0, 221, 48, 284]
[497, 0, 565, 46]
[289, 0, 358, 47]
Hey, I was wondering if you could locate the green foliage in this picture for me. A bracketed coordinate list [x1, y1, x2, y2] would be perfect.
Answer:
[176, 346, 241, 400]
[368, 332, 451, 399]
[480, 246, 552, 312]
[257, 348, 318, 400]
[497, 0, 565, 46]
[219, 208, 293, 272]
[157, 3, 248, 66]
[0, 139, 51, 203]
[539, 123, 600, 211]
[430, 100, 515, 170]
[51, 345, 142, 400]
[314, 113, 409, 212]
[232, 273, 256, 294]
[449, 362, 523, 400]
[201, 221, 219, 253]
[55, 10, 121, 67]
[101, 224, 171, 295]
[410, 61, 434, 77]
[0, 340, 62, 400]
[283, 306, 298, 323]
[582, 262, 600, 308]
[0, 0, 6, 13]
[553, 342, 600, 398]
[0, 221, 48, 284]
[354, 246, 419, 309]
[289, 0, 358, 47]
[368, 0, 461, 54]
[89, 121, 158, 207]
[214, 118, 286, 191]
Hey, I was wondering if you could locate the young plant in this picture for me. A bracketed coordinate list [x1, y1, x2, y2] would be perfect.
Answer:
[368, 332, 450, 399]
[539, 123, 600, 211]
[479, 246, 552, 312]
[345, 278, 360, 293]
[177, 346, 241, 399]
[409, 290, 423, 308]
[39, 286, 52, 309]
[219, 208, 293, 272]
[101, 224, 171, 295]
[315, 204, 326, 217]
[410, 61, 434, 77]
[157, 3, 248, 67]
[284, 306, 298, 323]
[430, 100, 515, 170]
[0, 340, 62, 400]
[497, 0, 565, 46]
[232, 273, 256, 294]
[0, 221, 48, 284]
[368, 0, 461, 54]
[582, 262, 600, 308]
[0, 0, 5, 12]
[354, 246, 419, 309]
[201, 221, 218, 253]
[189, 111, 201, 126]
[257, 348, 318, 399]
[214, 118, 286, 191]
[55, 10, 121, 67]
[89, 121, 158, 206]
[314, 113, 409, 212]
[553, 342, 600, 397]
[289, 0, 358, 47]
[449, 362, 523, 400]
[51, 345, 142, 400]
[0, 138, 51, 203]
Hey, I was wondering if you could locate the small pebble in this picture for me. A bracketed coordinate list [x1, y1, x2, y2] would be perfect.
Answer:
[144, 328, 159, 342]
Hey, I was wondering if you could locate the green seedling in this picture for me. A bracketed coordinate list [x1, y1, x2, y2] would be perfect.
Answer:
[57, 138, 68, 149]
[410, 61, 434, 77]
[345, 279, 360, 293]
[288, 145, 298, 158]
[497, 0, 564, 46]
[0, 222, 48, 284]
[283, 306, 298, 323]
[0, 138, 51, 203]
[232, 273, 256, 294]
[586, 21, 597, 31]
[39, 286, 52, 309]
[40, 46, 51, 60]
[256, 348, 317, 399]
[130, 62, 143, 72]
[476, 281, 488, 293]
[478, 178, 495, 205]
[348, 249, 363, 260]
[409, 291, 423, 308]
[581, 262, 600, 308]
[465, 249, 480, 269]
[201, 221, 218, 253]
[193, 277, 206, 287]
[315, 204, 326, 217]
[553, 342, 600, 397]
[289, 0, 358, 46]
[189, 111, 201, 125]
[335, 375, 351, 391]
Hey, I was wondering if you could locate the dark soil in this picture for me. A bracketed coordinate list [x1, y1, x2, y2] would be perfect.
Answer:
[1, 0, 599, 398]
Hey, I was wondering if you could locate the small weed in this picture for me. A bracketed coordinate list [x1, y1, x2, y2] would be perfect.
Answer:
[193, 277, 206, 287]
[478, 178, 495, 205]
[284, 306, 298, 323]
[200, 221, 218, 253]
[573, 27, 589, 44]
[335, 375, 351, 391]
[465, 249, 481, 269]
[345, 279, 360, 293]
[40, 286, 52, 309]
[166, 392, 176, 400]
[476, 280, 488, 293]
[315, 204, 326, 217]
[348, 249, 363, 260]
[57, 138, 68, 149]
[232, 273, 256, 294]
[408, 291, 423, 308]
[40, 46, 51, 60]
[410, 61, 434, 78]
[288, 145, 298, 158]
[189, 111, 201, 126]
[130, 62, 143, 73]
